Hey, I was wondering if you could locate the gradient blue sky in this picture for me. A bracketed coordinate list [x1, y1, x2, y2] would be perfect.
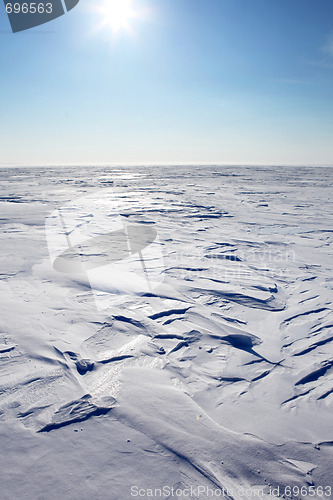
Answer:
[1, 0, 333, 165]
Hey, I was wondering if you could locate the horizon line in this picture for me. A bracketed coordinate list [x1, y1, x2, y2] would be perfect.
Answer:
[1, 162, 333, 168]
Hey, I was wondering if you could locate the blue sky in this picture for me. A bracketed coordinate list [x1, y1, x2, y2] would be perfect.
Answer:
[1, 0, 333, 165]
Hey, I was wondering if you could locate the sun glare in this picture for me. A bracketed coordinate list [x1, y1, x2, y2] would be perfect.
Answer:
[98, 0, 138, 34]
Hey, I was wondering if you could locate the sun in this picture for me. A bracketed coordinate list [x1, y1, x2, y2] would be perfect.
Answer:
[97, 0, 138, 34]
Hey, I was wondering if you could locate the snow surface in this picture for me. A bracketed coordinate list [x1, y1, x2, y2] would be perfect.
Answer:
[0, 165, 332, 499]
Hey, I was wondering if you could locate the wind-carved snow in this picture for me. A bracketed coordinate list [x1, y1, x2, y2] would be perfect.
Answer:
[0, 165, 332, 498]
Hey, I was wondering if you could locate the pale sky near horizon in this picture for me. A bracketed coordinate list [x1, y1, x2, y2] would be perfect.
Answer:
[0, 0, 333, 166]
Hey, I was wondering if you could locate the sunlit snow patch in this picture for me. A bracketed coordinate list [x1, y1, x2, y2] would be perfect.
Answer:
[45, 189, 165, 310]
